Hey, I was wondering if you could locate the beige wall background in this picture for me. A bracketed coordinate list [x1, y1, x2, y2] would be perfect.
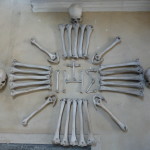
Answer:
[0, 0, 150, 150]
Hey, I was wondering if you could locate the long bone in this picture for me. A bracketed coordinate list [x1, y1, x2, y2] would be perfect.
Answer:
[66, 24, 73, 57]
[53, 99, 66, 144]
[11, 59, 51, 70]
[62, 70, 67, 93]
[99, 86, 144, 97]
[70, 99, 78, 146]
[9, 74, 50, 82]
[78, 24, 86, 58]
[31, 38, 59, 64]
[72, 23, 79, 58]
[77, 99, 87, 147]
[55, 70, 60, 93]
[10, 67, 51, 75]
[10, 85, 51, 96]
[83, 99, 96, 146]
[58, 24, 67, 58]
[83, 25, 94, 58]
[61, 99, 72, 146]
[99, 59, 140, 71]
[9, 80, 50, 90]
[92, 37, 121, 65]
[100, 81, 144, 89]
[100, 74, 144, 81]
[22, 94, 57, 126]
[100, 67, 143, 76]
[93, 95, 128, 132]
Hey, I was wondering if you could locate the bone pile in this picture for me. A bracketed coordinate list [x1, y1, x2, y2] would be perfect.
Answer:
[59, 24, 93, 59]
[53, 98, 96, 147]
[9, 60, 52, 96]
[99, 59, 144, 97]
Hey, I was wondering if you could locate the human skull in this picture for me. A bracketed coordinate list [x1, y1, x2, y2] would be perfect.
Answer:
[144, 68, 150, 88]
[68, 4, 82, 24]
[0, 69, 7, 89]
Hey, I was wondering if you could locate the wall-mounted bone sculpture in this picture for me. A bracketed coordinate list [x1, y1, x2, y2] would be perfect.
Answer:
[31, 38, 59, 64]
[53, 98, 95, 147]
[0, 69, 7, 89]
[92, 37, 121, 65]
[22, 94, 57, 126]
[93, 95, 128, 132]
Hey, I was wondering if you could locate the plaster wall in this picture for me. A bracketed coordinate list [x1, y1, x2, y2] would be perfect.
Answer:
[0, 0, 150, 150]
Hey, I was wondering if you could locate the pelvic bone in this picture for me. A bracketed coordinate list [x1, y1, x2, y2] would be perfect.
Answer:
[61, 99, 72, 146]
[77, 99, 87, 147]
[12, 59, 51, 70]
[53, 99, 66, 144]
[58, 24, 68, 58]
[22, 94, 57, 126]
[93, 95, 128, 132]
[70, 99, 78, 146]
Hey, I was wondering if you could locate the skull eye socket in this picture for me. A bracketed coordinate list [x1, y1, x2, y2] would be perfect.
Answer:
[2, 81, 5, 83]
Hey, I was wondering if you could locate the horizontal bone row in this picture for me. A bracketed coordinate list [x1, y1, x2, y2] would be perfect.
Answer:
[99, 59, 145, 97]
[9, 60, 52, 96]
[59, 24, 93, 59]
[53, 98, 96, 147]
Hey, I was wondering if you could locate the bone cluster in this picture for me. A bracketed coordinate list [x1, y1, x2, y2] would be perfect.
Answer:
[99, 59, 144, 97]
[59, 24, 93, 59]
[53, 98, 96, 147]
[9, 60, 52, 96]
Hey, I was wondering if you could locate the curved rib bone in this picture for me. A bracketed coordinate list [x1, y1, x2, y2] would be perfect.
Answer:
[61, 99, 72, 146]
[77, 99, 87, 147]
[78, 24, 86, 58]
[70, 99, 78, 146]
[100, 74, 144, 81]
[31, 38, 59, 64]
[10, 85, 51, 96]
[9, 80, 50, 89]
[12, 59, 51, 70]
[66, 24, 73, 57]
[99, 59, 140, 71]
[92, 37, 121, 65]
[83, 99, 96, 146]
[93, 95, 128, 132]
[100, 67, 143, 76]
[9, 74, 50, 82]
[99, 86, 144, 97]
[53, 98, 66, 144]
[10, 67, 51, 75]
[83, 25, 94, 58]
[100, 81, 144, 89]
[72, 24, 79, 58]
[22, 95, 57, 126]
[58, 24, 67, 58]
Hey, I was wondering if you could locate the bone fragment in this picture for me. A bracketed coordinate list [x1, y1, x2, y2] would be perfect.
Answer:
[99, 59, 140, 71]
[53, 99, 66, 144]
[78, 24, 86, 58]
[12, 59, 51, 70]
[66, 24, 73, 57]
[72, 23, 79, 58]
[100, 81, 144, 89]
[9, 80, 50, 89]
[100, 67, 143, 76]
[77, 99, 87, 147]
[83, 99, 96, 146]
[22, 95, 57, 126]
[83, 25, 93, 58]
[99, 86, 144, 97]
[10, 67, 51, 75]
[61, 99, 72, 146]
[58, 24, 67, 58]
[70, 99, 78, 146]
[10, 85, 51, 96]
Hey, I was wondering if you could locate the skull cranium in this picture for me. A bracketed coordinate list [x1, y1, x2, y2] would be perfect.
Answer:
[144, 68, 150, 88]
[0, 69, 7, 89]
